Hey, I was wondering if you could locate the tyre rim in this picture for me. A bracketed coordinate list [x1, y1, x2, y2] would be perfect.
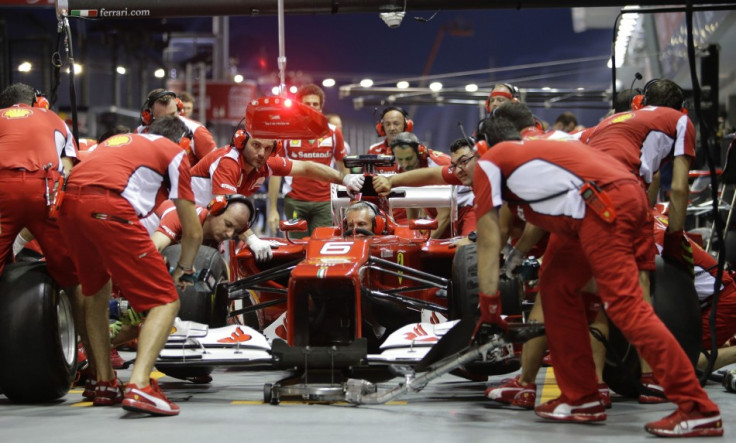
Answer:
[57, 290, 76, 367]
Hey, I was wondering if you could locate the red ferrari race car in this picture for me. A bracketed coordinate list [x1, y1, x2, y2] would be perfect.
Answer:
[154, 155, 536, 404]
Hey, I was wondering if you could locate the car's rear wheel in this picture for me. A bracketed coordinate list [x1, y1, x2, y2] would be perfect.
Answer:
[0, 262, 76, 403]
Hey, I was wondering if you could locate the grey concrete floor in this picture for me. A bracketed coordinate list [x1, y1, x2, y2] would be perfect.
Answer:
[0, 353, 733, 443]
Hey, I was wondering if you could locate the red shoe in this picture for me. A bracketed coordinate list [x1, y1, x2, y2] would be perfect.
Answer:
[486, 375, 536, 409]
[122, 379, 180, 416]
[542, 352, 553, 367]
[645, 409, 723, 437]
[639, 372, 667, 404]
[534, 395, 606, 422]
[82, 378, 97, 401]
[93, 377, 124, 406]
[77, 342, 89, 371]
[598, 383, 611, 409]
[110, 348, 126, 370]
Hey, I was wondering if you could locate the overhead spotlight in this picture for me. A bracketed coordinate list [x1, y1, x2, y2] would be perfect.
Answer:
[271, 86, 280, 95]
[18, 61, 32, 73]
[396, 81, 409, 89]
[360, 79, 374, 88]
[233, 74, 244, 83]
[116, 66, 126, 75]
[429, 82, 443, 92]
[289, 85, 298, 94]
[154, 68, 166, 78]
[465, 83, 478, 92]
[65, 63, 83, 74]
[380, 11, 405, 29]
[322, 78, 336, 87]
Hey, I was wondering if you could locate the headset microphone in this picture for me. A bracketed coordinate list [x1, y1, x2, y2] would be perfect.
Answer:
[630, 72, 643, 91]
[457, 121, 473, 147]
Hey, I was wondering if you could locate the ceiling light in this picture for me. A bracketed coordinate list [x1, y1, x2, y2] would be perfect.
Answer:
[322, 78, 336, 87]
[18, 61, 32, 73]
[396, 81, 409, 89]
[429, 82, 443, 92]
[465, 83, 478, 92]
[233, 74, 244, 83]
[154, 68, 166, 78]
[360, 78, 374, 88]
[116, 66, 126, 75]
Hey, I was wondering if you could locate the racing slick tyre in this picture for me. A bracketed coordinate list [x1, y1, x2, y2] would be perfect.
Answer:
[603, 256, 701, 398]
[0, 261, 76, 403]
[450, 243, 523, 319]
[161, 244, 229, 327]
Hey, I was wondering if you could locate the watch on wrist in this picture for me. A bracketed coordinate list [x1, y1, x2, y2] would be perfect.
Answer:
[468, 231, 477, 243]
[177, 262, 194, 274]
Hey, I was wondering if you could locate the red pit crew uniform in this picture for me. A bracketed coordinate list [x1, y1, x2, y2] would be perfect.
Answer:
[0, 104, 78, 287]
[282, 125, 346, 203]
[57, 133, 193, 311]
[472, 138, 717, 415]
[190, 146, 293, 206]
[576, 106, 696, 185]
[156, 200, 208, 245]
[135, 115, 216, 166]
[652, 214, 736, 348]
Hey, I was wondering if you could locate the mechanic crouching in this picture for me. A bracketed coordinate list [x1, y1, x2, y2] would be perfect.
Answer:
[57, 116, 203, 416]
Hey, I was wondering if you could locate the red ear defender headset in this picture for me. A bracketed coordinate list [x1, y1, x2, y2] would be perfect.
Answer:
[473, 118, 490, 156]
[631, 79, 687, 113]
[176, 98, 184, 115]
[375, 106, 414, 137]
[231, 118, 278, 156]
[344, 201, 387, 235]
[485, 83, 519, 113]
[207, 194, 258, 235]
[178, 128, 194, 153]
[140, 90, 178, 125]
[32, 89, 50, 109]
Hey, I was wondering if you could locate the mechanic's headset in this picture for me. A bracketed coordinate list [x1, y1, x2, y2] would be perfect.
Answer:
[484, 83, 519, 113]
[376, 106, 414, 137]
[231, 121, 279, 156]
[631, 79, 687, 113]
[178, 128, 194, 153]
[207, 194, 257, 235]
[140, 90, 180, 125]
[473, 117, 491, 156]
[32, 89, 50, 110]
[344, 201, 387, 235]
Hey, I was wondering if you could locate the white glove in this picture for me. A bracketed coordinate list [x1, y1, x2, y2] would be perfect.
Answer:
[12, 234, 29, 257]
[246, 233, 273, 262]
[342, 174, 365, 193]
[501, 246, 525, 279]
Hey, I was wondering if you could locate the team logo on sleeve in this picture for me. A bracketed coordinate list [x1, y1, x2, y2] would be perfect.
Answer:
[104, 134, 133, 147]
[2, 108, 32, 119]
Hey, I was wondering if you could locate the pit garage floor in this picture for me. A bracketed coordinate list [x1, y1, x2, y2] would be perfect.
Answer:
[1, 353, 734, 443]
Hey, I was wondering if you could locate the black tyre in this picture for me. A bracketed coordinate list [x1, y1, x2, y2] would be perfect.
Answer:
[162, 244, 229, 327]
[450, 243, 523, 319]
[604, 256, 702, 398]
[0, 262, 76, 403]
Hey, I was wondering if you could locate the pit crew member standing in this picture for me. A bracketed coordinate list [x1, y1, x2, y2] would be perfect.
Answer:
[472, 115, 721, 436]
[267, 84, 348, 238]
[58, 116, 203, 416]
[191, 126, 363, 261]
[485, 83, 519, 114]
[0, 82, 80, 298]
[134, 88, 217, 166]
[372, 115, 723, 436]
